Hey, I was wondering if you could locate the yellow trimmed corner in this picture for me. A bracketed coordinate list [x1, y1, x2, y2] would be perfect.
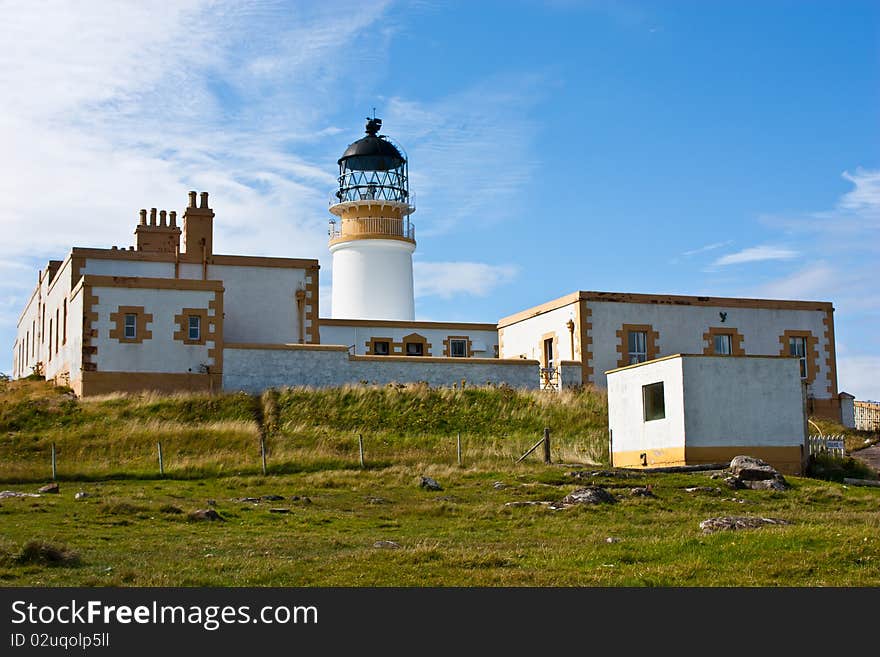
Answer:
[612, 444, 804, 475]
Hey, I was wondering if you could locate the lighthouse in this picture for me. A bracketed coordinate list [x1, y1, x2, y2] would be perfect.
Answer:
[329, 118, 416, 320]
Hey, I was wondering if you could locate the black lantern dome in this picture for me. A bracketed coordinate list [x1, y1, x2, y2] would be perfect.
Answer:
[335, 118, 410, 204]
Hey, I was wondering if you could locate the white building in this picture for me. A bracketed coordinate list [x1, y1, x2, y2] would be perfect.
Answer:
[606, 354, 808, 474]
[9, 117, 847, 423]
[498, 290, 844, 421]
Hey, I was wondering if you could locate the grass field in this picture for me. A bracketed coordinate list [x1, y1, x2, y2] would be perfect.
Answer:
[1, 379, 879, 586]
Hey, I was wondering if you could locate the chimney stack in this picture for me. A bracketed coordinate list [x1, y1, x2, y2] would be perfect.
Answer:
[149, 208, 157, 226]
[139, 209, 147, 225]
[188, 191, 197, 208]
[182, 190, 215, 260]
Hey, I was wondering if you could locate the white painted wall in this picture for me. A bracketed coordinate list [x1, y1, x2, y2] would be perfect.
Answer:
[500, 301, 579, 364]
[840, 397, 855, 429]
[208, 264, 309, 344]
[222, 347, 538, 393]
[607, 356, 686, 456]
[92, 286, 216, 373]
[82, 258, 173, 278]
[66, 289, 84, 389]
[588, 301, 831, 398]
[319, 323, 498, 357]
[680, 356, 805, 447]
[330, 239, 415, 320]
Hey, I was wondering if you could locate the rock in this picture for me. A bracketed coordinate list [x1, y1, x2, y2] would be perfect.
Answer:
[373, 540, 400, 549]
[37, 483, 59, 494]
[493, 481, 507, 490]
[724, 476, 745, 490]
[0, 490, 40, 499]
[699, 516, 791, 534]
[74, 491, 91, 500]
[504, 500, 551, 507]
[232, 497, 261, 503]
[262, 495, 285, 501]
[709, 473, 724, 480]
[207, 499, 217, 506]
[419, 476, 443, 491]
[605, 537, 622, 543]
[188, 509, 225, 522]
[741, 479, 787, 491]
[268, 508, 290, 514]
[685, 486, 719, 493]
[558, 486, 616, 506]
[366, 496, 390, 505]
[568, 470, 643, 479]
[630, 486, 655, 497]
[729, 456, 779, 481]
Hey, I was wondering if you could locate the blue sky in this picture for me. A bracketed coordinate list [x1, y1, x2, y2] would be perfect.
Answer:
[1, 1, 878, 399]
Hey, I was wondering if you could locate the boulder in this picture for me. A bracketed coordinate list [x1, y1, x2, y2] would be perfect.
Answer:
[729, 456, 779, 481]
[188, 509, 225, 522]
[699, 516, 791, 534]
[37, 483, 59, 494]
[741, 479, 787, 491]
[419, 476, 443, 491]
[559, 486, 616, 506]
[724, 476, 745, 490]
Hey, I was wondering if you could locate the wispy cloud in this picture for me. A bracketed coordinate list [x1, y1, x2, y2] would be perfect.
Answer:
[414, 262, 519, 300]
[681, 241, 732, 257]
[756, 263, 836, 300]
[712, 245, 799, 267]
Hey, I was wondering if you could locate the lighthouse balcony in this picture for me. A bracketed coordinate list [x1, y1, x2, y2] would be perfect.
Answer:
[329, 216, 416, 245]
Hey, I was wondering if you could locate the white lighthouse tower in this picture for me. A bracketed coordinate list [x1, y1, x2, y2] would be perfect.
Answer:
[329, 118, 416, 320]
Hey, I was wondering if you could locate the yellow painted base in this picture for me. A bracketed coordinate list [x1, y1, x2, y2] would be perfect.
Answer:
[76, 371, 220, 397]
[613, 444, 804, 475]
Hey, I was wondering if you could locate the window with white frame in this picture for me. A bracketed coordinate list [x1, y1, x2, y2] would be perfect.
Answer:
[450, 339, 468, 358]
[124, 313, 137, 340]
[713, 333, 732, 355]
[789, 336, 808, 379]
[628, 331, 647, 365]
[188, 315, 201, 341]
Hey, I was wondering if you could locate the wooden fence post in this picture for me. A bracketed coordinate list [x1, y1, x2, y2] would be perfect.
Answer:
[358, 434, 365, 469]
[260, 435, 267, 476]
[457, 432, 462, 467]
[157, 441, 164, 477]
[51, 442, 57, 481]
[543, 427, 551, 464]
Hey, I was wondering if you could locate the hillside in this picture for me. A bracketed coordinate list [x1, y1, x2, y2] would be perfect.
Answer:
[0, 380, 609, 482]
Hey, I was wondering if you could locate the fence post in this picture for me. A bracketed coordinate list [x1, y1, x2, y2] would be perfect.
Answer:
[51, 442, 57, 481]
[358, 434, 365, 469]
[260, 435, 268, 476]
[543, 427, 551, 464]
[457, 432, 462, 467]
[157, 441, 164, 477]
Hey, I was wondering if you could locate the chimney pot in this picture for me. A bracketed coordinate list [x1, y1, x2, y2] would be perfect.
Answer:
[139, 209, 147, 225]
[199, 191, 209, 209]
[188, 191, 197, 208]
[150, 208, 157, 226]
[160, 210, 167, 226]
[169, 210, 177, 227]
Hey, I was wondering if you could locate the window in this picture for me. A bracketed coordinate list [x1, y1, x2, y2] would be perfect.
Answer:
[713, 333, 732, 355]
[406, 342, 424, 356]
[628, 331, 647, 365]
[643, 381, 666, 422]
[124, 313, 137, 340]
[373, 341, 390, 355]
[188, 315, 201, 341]
[450, 339, 468, 358]
[789, 336, 808, 379]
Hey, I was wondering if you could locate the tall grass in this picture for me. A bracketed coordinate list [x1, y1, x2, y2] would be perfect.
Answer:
[0, 380, 610, 482]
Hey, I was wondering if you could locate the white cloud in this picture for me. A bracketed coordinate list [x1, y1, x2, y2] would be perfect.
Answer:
[681, 240, 732, 257]
[838, 355, 880, 402]
[712, 245, 799, 267]
[756, 263, 836, 300]
[414, 262, 519, 300]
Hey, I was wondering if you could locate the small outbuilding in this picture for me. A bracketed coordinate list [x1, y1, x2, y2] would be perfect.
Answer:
[606, 354, 808, 475]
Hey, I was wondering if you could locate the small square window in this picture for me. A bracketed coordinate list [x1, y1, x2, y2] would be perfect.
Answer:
[714, 334, 732, 355]
[450, 339, 468, 358]
[188, 315, 201, 341]
[643, 381, 665, 422]
[124, 314, 137, 340]
[373, 341, 390, 355]
[406, 342, 424, 356]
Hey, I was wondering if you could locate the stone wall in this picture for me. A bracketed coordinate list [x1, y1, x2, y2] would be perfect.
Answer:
[222, 344, 540, 393]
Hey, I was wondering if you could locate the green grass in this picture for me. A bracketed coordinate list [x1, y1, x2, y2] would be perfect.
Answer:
[1, 379, 879, 586]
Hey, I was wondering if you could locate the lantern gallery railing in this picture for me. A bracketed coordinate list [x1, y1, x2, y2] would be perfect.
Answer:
[329, 216, 416, 242]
